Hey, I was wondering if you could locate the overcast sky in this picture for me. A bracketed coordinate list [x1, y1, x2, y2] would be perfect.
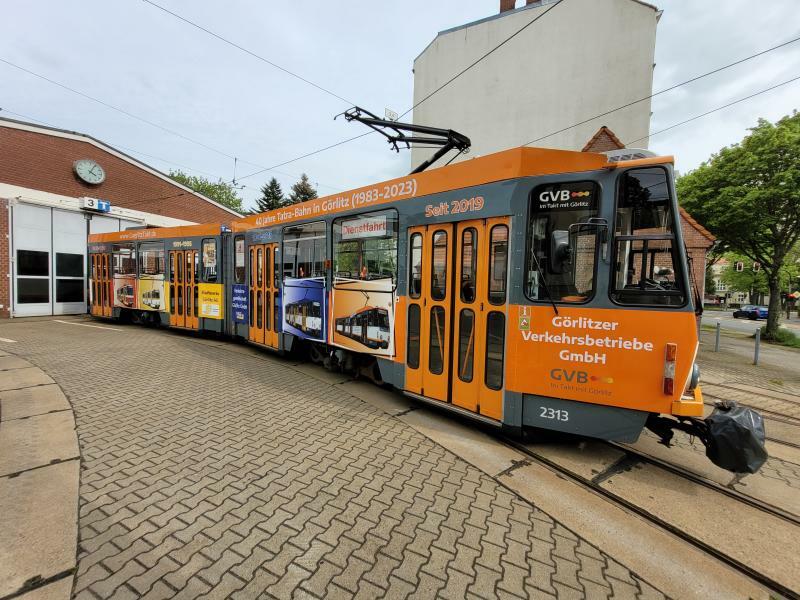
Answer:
[2, 0, 799, 210]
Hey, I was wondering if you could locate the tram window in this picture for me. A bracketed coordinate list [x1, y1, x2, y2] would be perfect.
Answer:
[284, 221, 326, 279]
[234, 236, 245, 284]
[488, 225, 508, 305]
[409, 233, 422, 298]
[201, 239, 217, 282]
[112, 244, 136, 275]
[460, 228, 477, 303]
[169, 253, 175, 283]
[431, 230, 448, 301]
[458, 309, 475, 382]
[429, 306, 445, 374]
[612, 168, 685, 306]
[257, 248, 263, 287]
[139, 243, 164, 276]
[333, 209, 398, 284]
[526, 181, 599, 303]
[485, 312, 505, 390]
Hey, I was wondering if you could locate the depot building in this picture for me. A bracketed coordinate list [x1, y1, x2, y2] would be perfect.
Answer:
[0, 117, 241, 318]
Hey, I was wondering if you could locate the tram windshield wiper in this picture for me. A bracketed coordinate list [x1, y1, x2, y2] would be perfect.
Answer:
[530, 252, 559, 316]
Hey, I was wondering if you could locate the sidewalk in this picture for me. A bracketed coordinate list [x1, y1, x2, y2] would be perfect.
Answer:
[698, 329, 800, 395]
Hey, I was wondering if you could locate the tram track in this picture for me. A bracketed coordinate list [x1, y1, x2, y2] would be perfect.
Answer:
[502, 435, 800, 599]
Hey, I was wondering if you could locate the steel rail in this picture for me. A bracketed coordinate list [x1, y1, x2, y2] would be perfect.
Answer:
[502, 436, 799, 600]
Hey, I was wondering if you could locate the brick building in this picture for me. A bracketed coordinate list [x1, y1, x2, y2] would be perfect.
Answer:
[583, 126, 716, 300]
[0, 117, 240, 317]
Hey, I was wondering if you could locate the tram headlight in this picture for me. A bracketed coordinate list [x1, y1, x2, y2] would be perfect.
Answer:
[687, 363, 701, 392]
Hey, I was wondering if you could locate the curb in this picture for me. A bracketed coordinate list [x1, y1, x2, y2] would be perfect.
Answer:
[0, 350, 79, 600]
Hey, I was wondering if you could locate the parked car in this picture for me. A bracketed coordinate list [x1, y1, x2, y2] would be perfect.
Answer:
[733, 305, 768, 320]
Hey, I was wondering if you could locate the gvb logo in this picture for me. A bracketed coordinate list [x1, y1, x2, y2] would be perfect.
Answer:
[539, 190, 591, 202]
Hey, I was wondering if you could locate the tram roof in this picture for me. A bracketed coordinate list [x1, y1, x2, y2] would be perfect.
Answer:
[230, 146, 673, 232]
[88, 146, 673, 244]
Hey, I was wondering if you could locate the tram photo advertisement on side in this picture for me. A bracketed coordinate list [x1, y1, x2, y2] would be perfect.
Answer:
[87, 138, 768, 476]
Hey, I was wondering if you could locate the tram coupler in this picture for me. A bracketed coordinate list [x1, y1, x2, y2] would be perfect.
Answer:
[645, 401, 768, 474]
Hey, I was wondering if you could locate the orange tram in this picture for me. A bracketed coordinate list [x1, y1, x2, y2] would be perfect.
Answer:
[88, 146, 765, 472]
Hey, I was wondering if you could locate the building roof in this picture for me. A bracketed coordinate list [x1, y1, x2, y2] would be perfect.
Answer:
[582, 126, 626, 152]
[679, 206, 716, 242]
[415, 0, 659, 63]
[0, 116, 241, 217]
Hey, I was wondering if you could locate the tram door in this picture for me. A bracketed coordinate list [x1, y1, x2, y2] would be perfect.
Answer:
[185, 250, 198, 330]
[248, 243, 279, 348]
[169, 250, 185, 328]
[405, 224, 454, 402]
[405, 218, 509, 419]
[101, 254, 112, 317]
[90, 254, 112, 317]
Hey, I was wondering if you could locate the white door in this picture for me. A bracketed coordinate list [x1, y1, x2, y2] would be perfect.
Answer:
[52, 209, 87, 315]
[12, 204, 52, 316]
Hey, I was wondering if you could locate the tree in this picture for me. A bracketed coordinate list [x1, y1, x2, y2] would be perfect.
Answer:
[287, 173, 318, 204]
[169, 170, 243, 213]
[255, 178, 286, 212]
[720, 253, 768, 304]
[677, 113, 800, 338]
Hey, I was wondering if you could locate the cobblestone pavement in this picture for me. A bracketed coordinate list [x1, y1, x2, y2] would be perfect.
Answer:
[1, 320, 667, 600]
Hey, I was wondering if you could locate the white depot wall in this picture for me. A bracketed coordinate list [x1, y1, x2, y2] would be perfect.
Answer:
[411, 0, 658, 167]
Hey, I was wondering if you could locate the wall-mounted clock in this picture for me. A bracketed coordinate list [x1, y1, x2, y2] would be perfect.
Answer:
[74, 159, 106, 185]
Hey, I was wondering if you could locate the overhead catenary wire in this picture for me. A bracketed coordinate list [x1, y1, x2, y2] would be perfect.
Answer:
[0, 61, 343, 193]
[524, 33, 800, 146]
[236, 0, 569, 182]
[139, 0, 357, 107]
[625, 74, 800, 146]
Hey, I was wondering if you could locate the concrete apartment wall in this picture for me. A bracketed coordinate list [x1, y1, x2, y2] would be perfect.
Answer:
[411, 0, 659, 167]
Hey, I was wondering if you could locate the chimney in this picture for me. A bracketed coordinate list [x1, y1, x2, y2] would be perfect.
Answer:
[500, 0, 515, 13]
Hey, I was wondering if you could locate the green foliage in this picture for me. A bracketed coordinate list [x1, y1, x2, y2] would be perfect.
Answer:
[256, 178, 285, 213]
[766, 328, 800, 349]
[169, 170, 243, 213]
[720, 253, 768, 300]
[705, 268, 717, 295]
[287, 173, 318, 205]
[677, 112, 800, 337]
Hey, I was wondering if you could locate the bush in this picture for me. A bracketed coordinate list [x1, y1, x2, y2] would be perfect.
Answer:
[764, 327, 800, 349]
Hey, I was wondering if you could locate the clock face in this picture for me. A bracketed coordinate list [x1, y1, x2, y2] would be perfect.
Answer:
[74, 159, 105, 185]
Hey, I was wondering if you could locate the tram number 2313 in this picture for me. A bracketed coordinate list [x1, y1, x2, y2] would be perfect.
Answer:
[539, 407, 570, 422]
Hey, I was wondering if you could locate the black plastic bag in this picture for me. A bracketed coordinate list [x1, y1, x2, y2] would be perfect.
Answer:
[705, 402, 768, 474]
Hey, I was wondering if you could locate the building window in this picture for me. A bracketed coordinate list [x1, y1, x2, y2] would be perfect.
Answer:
[18, 250, 49, 276]
[17, 278, 49, 304]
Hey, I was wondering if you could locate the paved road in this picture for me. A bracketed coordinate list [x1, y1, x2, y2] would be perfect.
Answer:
[702, 310, 800, 334]
[0, 319, 665, 600]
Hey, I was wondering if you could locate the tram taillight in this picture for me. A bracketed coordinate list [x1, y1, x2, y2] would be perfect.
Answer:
[663, 343, 678, 395]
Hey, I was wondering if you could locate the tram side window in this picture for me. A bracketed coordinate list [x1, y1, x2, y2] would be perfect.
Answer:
[112, 244, 136, 276]
[409, 233, 422, 298]
[139, 242, 165, 276]
[284, 221, 326, 279]
[526, 181, 599, 303]
[612, 168, 685, 306]
[333, 209, 398, 283]
[201, 239, 217, 282]
[234, 236, 246, 284]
